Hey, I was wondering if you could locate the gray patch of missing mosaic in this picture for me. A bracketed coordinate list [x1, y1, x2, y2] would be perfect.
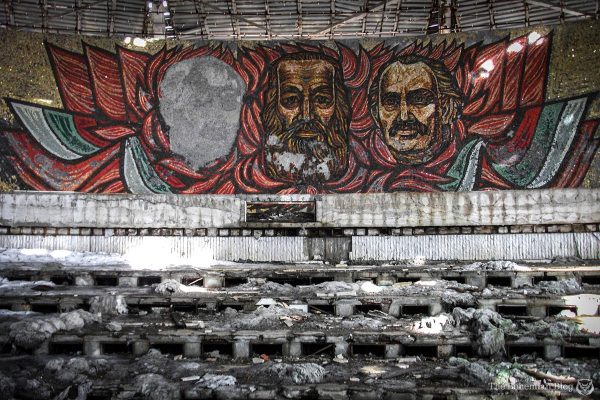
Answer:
[159, 56, 245, 170]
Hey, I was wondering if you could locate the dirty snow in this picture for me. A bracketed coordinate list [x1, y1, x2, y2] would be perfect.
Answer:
[461, 261, 530, 271]
[0, 248, 126, 266]
[9, 310, 99, 349]
[537, 278, 582, 295]
[0, 277, 55, 293]
[453, 308, 513, 357]
[195, 373, 237, 389]
[265, 363, 325, 384]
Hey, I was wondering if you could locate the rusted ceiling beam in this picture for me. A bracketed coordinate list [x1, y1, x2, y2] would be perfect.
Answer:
[265, 0, 271, 39]
[75, 0, 81, 32]
[361, 0, 369, 35]
[40, 0, 48, 31]
[107, 0, 117, 36]
[17, 0, 105, 31]
[488, 0, 496, 29]
[392, 0, 402, 33]
[377, 0, 387, 35]
[192, 0, 210, 39]
[316, 0, 400, 36]
[4, 0, 14, 26]
[142, 0, 152, 36]
[229, 0, 240, 39]
[525, 0, 593, 18]
[329, 0, 335, 38]
[296, 0, 302, 36]
[181, 1, 266, 36]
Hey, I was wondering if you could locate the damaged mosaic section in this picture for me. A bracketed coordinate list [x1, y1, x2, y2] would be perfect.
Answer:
[1, 22, 599, 194]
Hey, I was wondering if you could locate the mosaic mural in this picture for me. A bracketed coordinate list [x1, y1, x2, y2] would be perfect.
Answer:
[1, 26, 599, 194]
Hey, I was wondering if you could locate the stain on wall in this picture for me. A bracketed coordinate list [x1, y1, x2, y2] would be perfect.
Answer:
[0, 21, 599, 194]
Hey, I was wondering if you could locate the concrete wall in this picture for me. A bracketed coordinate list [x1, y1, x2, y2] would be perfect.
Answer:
[1, 189, 599, 262]
[1, 188, 599, 229]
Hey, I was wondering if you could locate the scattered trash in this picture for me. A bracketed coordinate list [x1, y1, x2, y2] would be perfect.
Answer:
[333, 354, 348, 364]
[181, 375, 200, 382]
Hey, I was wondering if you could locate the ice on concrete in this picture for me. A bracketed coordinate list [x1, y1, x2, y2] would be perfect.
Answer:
[155, 279, 184, 295]
[89, 294, 128, 316]
[155, 280, 208, 295]
[461, 261, 530, 271]
[0, 248, 126, 266]
[9, 309, 99, 349]
[195, 373, 237, 389]
[209, 304, 308, 330]
[0, 277, 55, 293]
[341, 316, 386, 329]
[266, 363, 326, 384]
[357, 281, 383, 294]
[0, 309, 40, 318]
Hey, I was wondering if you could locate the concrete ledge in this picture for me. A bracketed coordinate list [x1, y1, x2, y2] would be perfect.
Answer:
[1, 188, 599, 229]
[319, 189, 600, 227]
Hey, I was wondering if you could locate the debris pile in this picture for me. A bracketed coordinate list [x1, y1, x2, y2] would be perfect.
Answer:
[9, 310, 99, 350]
[453, 308, 513, 357]
[0, 251, 598, 398]
[265, 363, 326, 384]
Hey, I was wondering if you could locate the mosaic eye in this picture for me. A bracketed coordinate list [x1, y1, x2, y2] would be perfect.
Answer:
[407, 89, 435, 106]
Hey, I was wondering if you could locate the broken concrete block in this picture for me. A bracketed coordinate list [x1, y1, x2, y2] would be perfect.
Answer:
[132, 340, 150, 356]
[184, 342, 201, 358]
[118, 276, 137, 287]
[234, 341, 250, 359]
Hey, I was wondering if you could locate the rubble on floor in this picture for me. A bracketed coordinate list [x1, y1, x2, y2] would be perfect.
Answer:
[0, 354, 598, 399]
[0, 253, 599, 398]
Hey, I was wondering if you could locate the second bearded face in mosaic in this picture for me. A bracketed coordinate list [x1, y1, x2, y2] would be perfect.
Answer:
[262, 53, 351, 187]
